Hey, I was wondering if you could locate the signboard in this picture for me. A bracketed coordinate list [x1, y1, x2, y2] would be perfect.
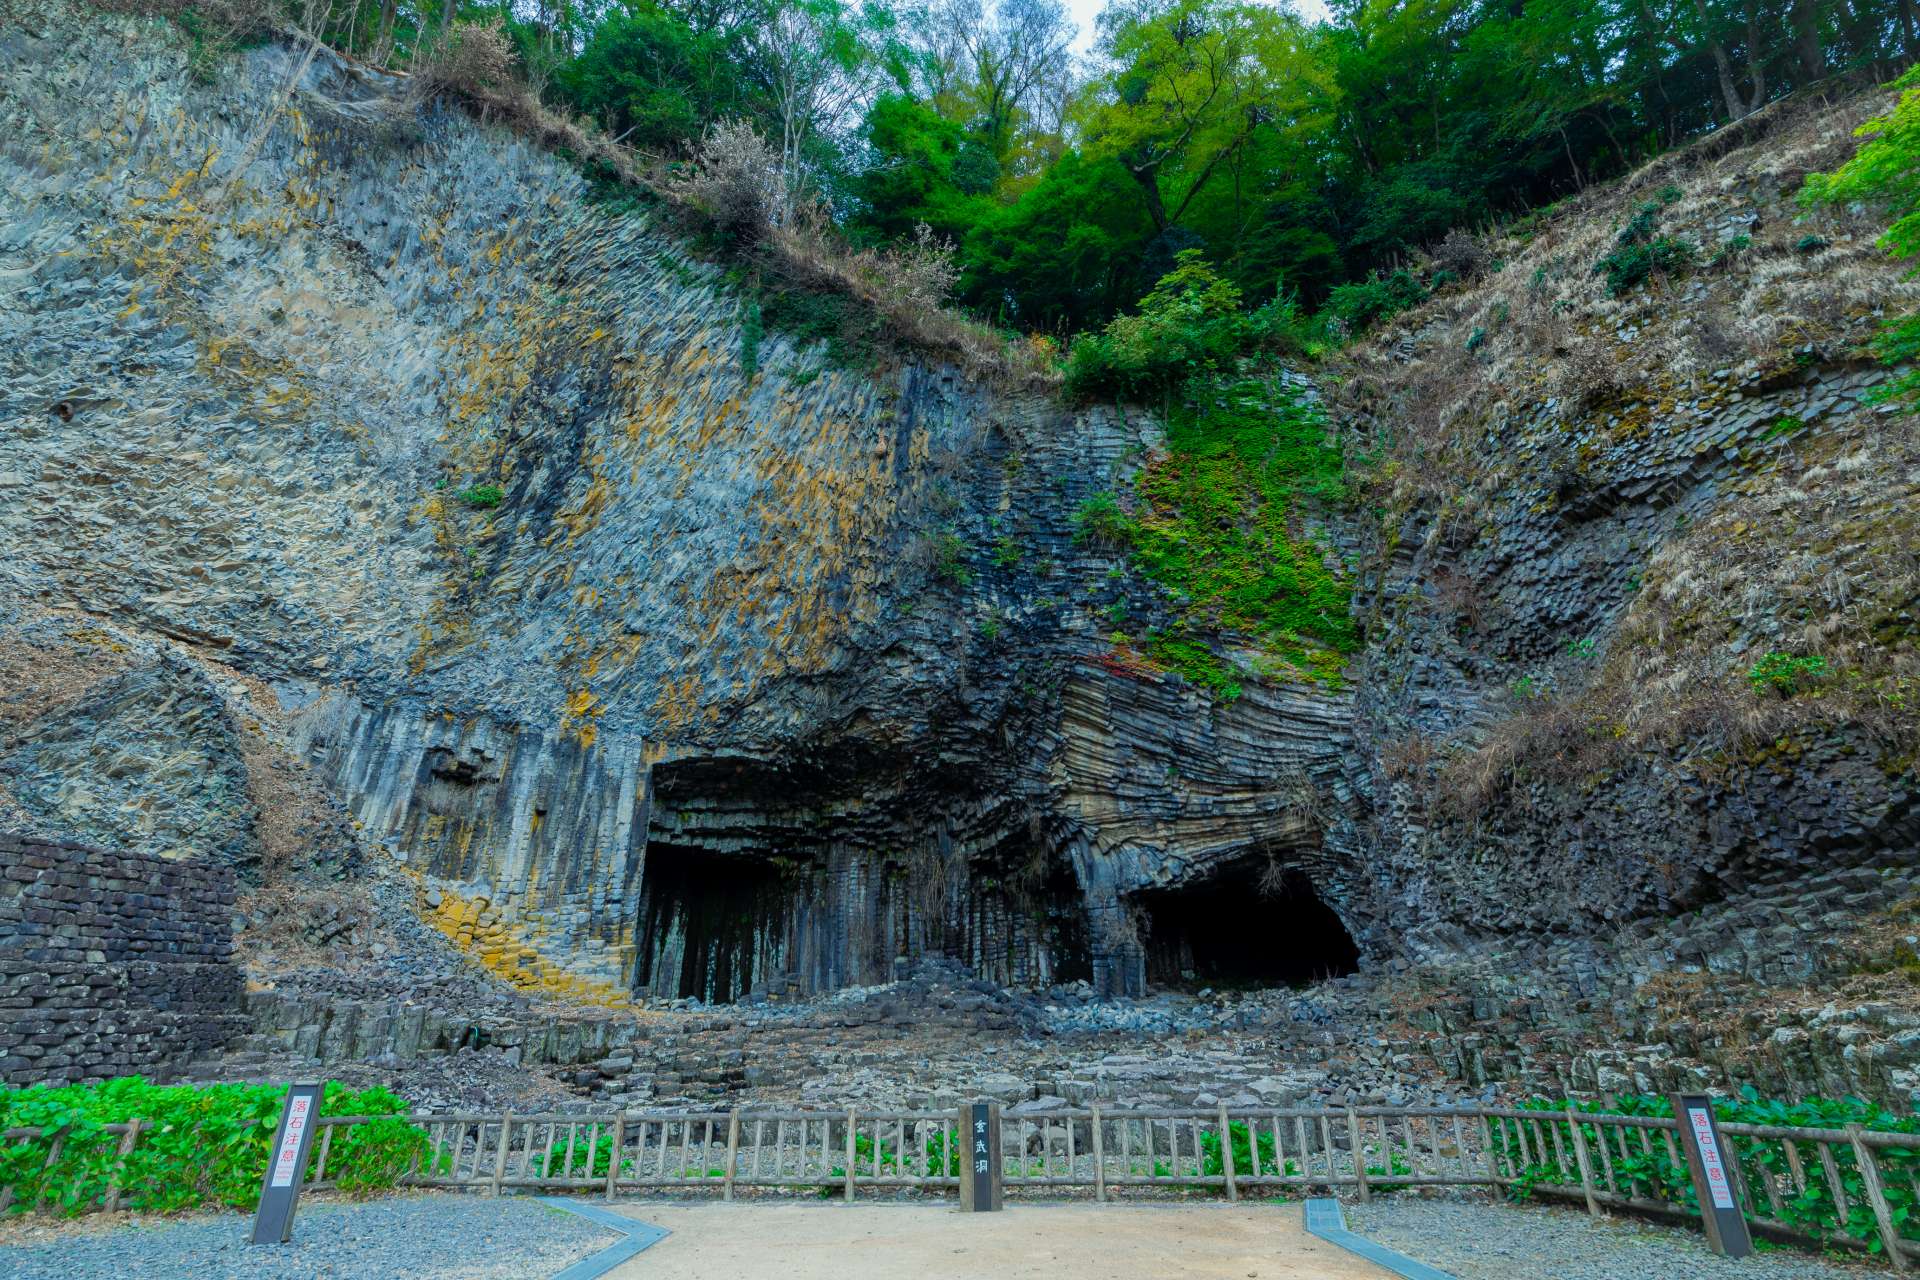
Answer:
[251, 1082, 324, 1246]
[1670, 1093, 1752, 1258]
[958, 1101, 1002, 1212]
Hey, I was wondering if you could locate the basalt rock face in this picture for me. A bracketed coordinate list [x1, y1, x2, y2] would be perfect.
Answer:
[0, 4, 1358, 1004]
[3, 3, 1913, 1030]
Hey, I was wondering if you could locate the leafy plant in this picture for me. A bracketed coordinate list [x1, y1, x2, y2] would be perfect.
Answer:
[1803, 65, 1920, 411]
[457, 483, 505, 510]
[0, 1079, 434, 1216]
[1073, 491, 1135, 549]
[1763, 414, 1805, 440]
[1592, 202, 1697, 295]
[1747, 651, 1830, 695]
[991, 535, 1022, 569]
[1498, 1092, 1920, 1254]
[929, 530, 973, 587]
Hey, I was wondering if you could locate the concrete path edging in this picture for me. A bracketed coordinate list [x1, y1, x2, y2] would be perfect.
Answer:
[539, 1198, 669, 1280]
[1304, 1198, 1460, 1280]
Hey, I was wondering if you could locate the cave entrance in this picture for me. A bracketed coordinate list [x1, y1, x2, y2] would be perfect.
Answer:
[1135, 865, 1358, 989]
[633, 845, 793, 1004]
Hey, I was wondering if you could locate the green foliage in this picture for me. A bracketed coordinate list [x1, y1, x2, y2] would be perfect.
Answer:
[539, 1133, 630, 1181]
[457, 483, 504, 510]
[1747, 651, 1830, 695]
[1592, 202, 1697, 296]
[930, 530, 973, 587]
[822, 1130, 958, 1196]
[1763, 414, 1805, 440]
[1323, 270, 1428, 334]
[0, 1078, 431, 1216]
[1804, 66, 1920, 411]
[1116, 381, 1354, 698]
[1073, 492, 1134, 549]
[1147, 627, 1242, 702]
[1565, 636, 1595, 658]
[1500, 1092, 1920, 1253]
[1064, 252, 1251, 400]
[990, 535, 1021, 569]
[1711, 234, 1752, 266]
[554, 6, 760, 154]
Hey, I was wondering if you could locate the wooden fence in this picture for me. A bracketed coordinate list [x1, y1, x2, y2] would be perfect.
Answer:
[7, 1104, 1919, 1270]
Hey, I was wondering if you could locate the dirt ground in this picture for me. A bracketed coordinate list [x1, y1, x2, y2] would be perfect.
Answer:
[605, 1200, 1393, 1279]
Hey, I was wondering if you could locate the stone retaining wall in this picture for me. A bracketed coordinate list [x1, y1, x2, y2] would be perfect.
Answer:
[0, 832, 245, 1084]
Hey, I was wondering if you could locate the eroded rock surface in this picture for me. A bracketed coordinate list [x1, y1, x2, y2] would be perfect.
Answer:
[3, 1, 1917, 1109]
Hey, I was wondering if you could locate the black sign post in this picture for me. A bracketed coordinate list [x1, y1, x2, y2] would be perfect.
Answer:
[1671, 1093, 1753, 1258]
[251, 1082, 324, 1246]
[957, 1101, 1002, 1212]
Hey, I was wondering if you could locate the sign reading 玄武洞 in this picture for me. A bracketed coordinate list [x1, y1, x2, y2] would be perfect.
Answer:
[959, 1100, 1001, 1212]
[1670, 1092, 1752, 1258]
[251, 1082, 324, 1246]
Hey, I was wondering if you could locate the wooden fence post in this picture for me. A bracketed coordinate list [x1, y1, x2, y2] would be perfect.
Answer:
[843, 1109, 857, 1205]
[606, 1114, 625, 1202]
[33, 1130, 67, 1214]
[490, 1113, 512, 1197]
[1565, 1109, 1601, 1218]
[102, 1121, 144, 1214]
[1090, 1105, 1106, 1204]
[722, 1110, 741, 1202]
[1218, 1103, 1237, 1202]
[1349, 1109, 1371, 1203]
[1848, 1127, 1911, 1274]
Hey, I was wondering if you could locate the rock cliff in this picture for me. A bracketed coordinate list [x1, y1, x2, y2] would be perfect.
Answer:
[3, 0, 1915, 1081]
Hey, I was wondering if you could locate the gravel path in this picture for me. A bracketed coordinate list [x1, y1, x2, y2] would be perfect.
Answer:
[1348, 1196, 1877, 1280]
[0, 1192, 617, 1280]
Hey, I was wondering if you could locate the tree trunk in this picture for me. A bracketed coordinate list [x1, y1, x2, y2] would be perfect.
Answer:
[1787, 0, 1825, 81]
[1128, 158, 1170, 234]
[374, 0, 395, 66]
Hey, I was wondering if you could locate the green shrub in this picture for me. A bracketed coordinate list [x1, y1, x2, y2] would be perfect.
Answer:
[1073, 491, 1136, 549]
[930, 530, 973, 587]
[1064, 252, 1251, 400]
[1120, 383, 1356, 698]
[457, 483, 504, 509]
[0, 1078, 433, 1216]
[1802, 66, 1920, 410]
[1323, 269, 1428, 334]
[1499, 1091, 1920, 1251]
[1747, 651, 1829, 695]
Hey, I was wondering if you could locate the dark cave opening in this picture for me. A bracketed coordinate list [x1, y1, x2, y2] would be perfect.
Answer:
[632, 845, 793, 1003]
[1135, 866, 1359, 988]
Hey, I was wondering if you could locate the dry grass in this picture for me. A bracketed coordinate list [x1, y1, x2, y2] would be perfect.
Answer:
[398, 23, 1051, 386]
[1332, 79, 1918, 518]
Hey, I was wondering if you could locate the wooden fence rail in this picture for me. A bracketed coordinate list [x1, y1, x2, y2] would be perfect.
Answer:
[5, 1104, 1918, 1269]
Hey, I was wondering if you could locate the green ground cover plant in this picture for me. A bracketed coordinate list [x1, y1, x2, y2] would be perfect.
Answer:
[0, 1078, 436, 1216]
[1499, 1093, 1920, 1255]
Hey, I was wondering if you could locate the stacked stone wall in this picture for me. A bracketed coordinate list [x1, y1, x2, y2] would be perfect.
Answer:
[0, 833, 244, 1084]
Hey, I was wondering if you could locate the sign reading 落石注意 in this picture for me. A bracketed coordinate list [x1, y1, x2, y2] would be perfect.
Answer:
[251, 1082, 324, 1246]
[1671, 1092, 1752, 1258]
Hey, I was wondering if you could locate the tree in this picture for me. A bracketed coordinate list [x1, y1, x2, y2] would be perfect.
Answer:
[914, 0, 1074, 168]
[556, 3, 761, 151]
[741, 0, 909, 210]
[1079, 0, 1335, 237]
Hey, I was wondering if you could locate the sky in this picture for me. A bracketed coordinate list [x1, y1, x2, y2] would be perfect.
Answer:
[1063, 0, 1333, 56]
